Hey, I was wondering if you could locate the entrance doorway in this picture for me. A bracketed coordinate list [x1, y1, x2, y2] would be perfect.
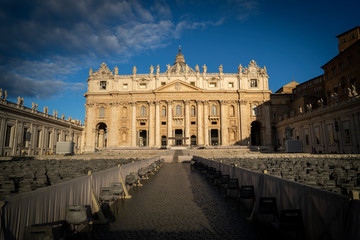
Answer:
[161, 135, 167, 147]
[139, 130, 147, 147]
[210, 129, 219, 146]
[175, 129, 183, 146]
[251, 121, 261, 145]
[191, 135, 197, 146]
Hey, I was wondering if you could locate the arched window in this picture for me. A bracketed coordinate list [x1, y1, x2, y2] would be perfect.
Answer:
[211, 105, 217, 116]
[191, 105, 196, 117]
[99, 107, 105, 118]
[161, 106, 166, 117]
[140, 106, 146, 117]
[176, 105, 182, 116]
[252, 104, 258, 116]
[230, 105, 235, 117]
[122, 107, 127, 117]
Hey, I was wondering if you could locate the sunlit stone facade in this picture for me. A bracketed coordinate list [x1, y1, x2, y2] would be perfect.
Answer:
[0, 97, 83, 156]
[83, 49, 272, 151]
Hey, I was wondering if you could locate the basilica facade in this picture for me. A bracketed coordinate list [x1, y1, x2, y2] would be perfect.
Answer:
[83, 49, 272, 151]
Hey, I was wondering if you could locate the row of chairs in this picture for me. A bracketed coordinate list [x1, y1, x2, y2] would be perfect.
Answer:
[191, 159, 304, 239]
[0, 158, 140, 200]
[213, 157, 360, 197]
[23, 159, 164, 240]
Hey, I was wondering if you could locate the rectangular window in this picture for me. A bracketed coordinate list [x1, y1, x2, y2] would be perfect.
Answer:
[140, 122, 146, 126]
[191, 121, 196, 125]
[139, 83, 147, 89]
[100, 81, 107, 90]
[161, 121, 166, 125]
[209, 82, 217, 88]
[123, 83, 128, 89]
[190, 82, 195, 86]
[161, 82, 166, 86]
[228, 82, 234, 88]
[211, 121, 217, 125]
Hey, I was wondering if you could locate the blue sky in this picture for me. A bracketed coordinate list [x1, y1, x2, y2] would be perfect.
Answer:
[0, 0, 359, 122]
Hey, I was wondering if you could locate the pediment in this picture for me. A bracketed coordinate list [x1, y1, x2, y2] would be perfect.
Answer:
[154, 80, 203, 92]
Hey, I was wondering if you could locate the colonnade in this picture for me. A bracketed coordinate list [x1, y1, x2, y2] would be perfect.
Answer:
[125, 99, 254, 148]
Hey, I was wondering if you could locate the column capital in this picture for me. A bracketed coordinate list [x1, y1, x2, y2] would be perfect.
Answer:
[184, 100, 191, 105]
[238, 100, 247, 105]
[166, 100, 173, 105]
[203, 100, 209, 105]
[196, 100, 203, 104]
[129, 101, 138, 106]
[220, 100, 228, 105]
[154, 100, 161, 105]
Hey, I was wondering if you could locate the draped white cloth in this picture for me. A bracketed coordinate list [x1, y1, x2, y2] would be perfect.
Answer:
[0, 157, 159, 240]
[194, 156, 360, 240]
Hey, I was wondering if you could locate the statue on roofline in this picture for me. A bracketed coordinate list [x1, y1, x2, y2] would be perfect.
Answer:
[202, 64, 207, 74]
[114, 66, 118, 75]
[150, 65, 154, 74]
[219, 64, 223, 74]
[89, 68, 93, 76]
[195, 64, 199, 73]
[238, 64, 243, 74]
[132, 65, 137, 75]
[156, 64, 160, 74]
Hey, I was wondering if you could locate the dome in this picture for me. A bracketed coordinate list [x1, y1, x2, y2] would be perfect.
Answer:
[175, 47, 185, 63]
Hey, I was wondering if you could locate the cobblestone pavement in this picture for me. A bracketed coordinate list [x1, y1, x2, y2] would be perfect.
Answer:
[91, 163, 286, 240]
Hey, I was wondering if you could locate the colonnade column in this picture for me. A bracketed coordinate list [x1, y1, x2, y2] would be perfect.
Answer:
[203, 101, 209, 146]
[239, 100, 248, 144]
[220, 100, 228, 146]
[185, 100, 190, 146]
[149, 101, 154, 147]
[155, 101, 161, 147]
[167, 100, 172, 147]
[196, 100, 203, 145]
[0, 118, 6, 155]
[131, 102, 137, 147]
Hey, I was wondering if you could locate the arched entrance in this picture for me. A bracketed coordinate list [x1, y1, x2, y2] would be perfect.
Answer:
[251, 121, 261, 146]
[96, 122, 107, 149]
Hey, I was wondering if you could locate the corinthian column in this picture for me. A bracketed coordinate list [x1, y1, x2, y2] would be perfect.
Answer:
[185, 100, 190, 146]
[203, 101, 209, 146]
[196, 100, 203, 145]
[155, 101, 161, 147]
[167, 100, 173, 147]
[131, 102, 137, 147]
[149, 101, 154, 147]
[220, 100, 228, 146]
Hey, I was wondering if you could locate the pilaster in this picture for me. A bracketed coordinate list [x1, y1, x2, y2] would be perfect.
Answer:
[196, 100, 203, 145]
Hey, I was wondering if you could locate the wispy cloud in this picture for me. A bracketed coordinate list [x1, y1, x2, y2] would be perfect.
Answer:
[0, 0, 260, 99]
